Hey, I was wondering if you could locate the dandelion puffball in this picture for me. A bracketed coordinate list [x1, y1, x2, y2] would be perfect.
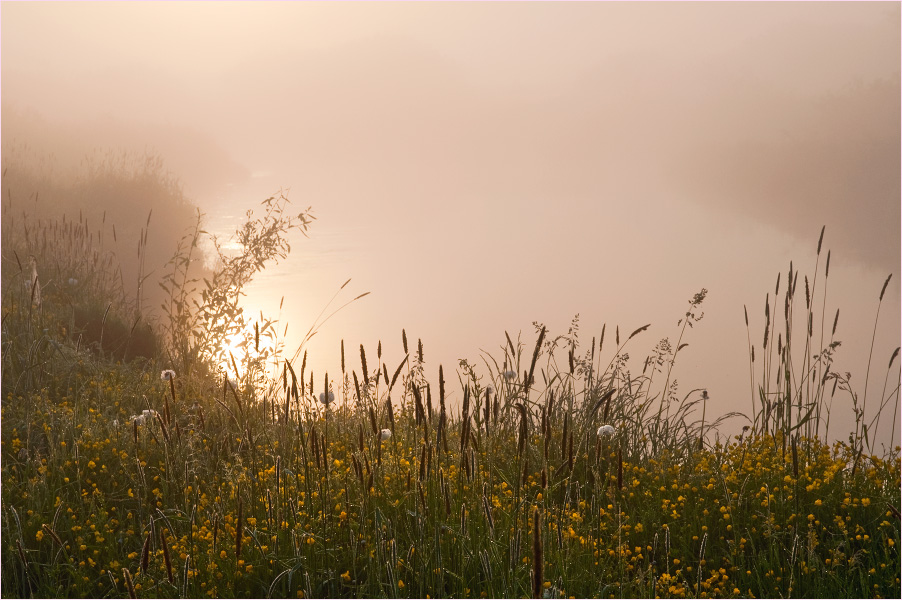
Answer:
[319, 391, 335, 405]
[597, 424, 616, 438]
[380, 429, 392, 441]
[503, 370, 517, 381]
[161, 370, 176, 381]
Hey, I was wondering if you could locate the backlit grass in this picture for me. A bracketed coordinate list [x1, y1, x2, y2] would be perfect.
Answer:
[2, 184, 899, 598]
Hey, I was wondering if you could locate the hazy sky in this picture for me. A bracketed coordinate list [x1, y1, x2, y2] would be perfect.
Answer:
[2, 2, 899, 446]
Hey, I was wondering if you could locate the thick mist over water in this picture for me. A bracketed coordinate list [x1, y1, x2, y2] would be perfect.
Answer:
[2, 2, 899, 447]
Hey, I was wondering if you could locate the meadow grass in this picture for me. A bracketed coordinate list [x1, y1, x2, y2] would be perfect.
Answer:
[1, 187, 899, 598]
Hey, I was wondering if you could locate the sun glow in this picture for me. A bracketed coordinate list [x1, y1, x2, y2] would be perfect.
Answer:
[218, 316, 282, 382]
[222, 332, 247, 379]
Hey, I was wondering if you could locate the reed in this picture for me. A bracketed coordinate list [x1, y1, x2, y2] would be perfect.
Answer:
[160, 528, 173, 584]
[2, 189, 897, 599]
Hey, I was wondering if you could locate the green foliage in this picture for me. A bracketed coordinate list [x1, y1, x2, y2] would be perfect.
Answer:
[2, 181, 899, 600]
[157, 193, 313, 382]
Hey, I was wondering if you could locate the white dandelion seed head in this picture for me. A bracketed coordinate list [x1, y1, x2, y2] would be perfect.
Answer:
[380, 429, 392, 441]
[597, 424, 616, 438]
[319, 391, 335, 405]
[133, 414, 146, 426]
[112, 419, 119, 428]
[485, 385, 495, 396]
[503, 370, 517, 381]
[161, 370, 176, 381]
[68, 278, 78, 286]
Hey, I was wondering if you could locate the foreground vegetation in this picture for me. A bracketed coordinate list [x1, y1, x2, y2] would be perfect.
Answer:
[1, 166, 899, 598]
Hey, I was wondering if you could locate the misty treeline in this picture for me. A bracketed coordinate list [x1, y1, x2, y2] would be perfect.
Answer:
[1, 128, 310, 379]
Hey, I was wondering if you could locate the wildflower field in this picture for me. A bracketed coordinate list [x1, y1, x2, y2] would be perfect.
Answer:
[1, 179, 900, 598]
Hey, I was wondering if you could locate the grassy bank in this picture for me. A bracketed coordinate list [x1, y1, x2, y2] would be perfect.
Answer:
[1, 183, 899, 598]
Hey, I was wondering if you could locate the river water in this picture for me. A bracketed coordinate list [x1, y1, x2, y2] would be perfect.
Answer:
[198, 171, 900, 449]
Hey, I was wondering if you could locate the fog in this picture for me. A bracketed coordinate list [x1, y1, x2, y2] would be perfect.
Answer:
[2, 2, 899, 446]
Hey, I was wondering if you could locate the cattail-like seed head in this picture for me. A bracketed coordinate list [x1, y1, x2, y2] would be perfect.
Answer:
[141, 530, 151, 573]
[880, 274, 892, 301]
[526, 326, 546, 390]
[418, 481, 427, 515]
[360, 345, 369, 386]
[352, 454, 363, 484]
[402, 329, 408, 354]
[516, 403, 528, 458]
[412, 382, 425, 425]
[41, 523, 63, 548]
[628, 324, 650, 341]
[160, 528, 174, 583]
[438, 365, 446, 412]
[322, 372, 331, 406]
[353, 371, 362, 404]
[123, 568, 137, 599]
[390, 356, 406, 391]
[368, 407, 378, 437]
[386, 398, 395, 433]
